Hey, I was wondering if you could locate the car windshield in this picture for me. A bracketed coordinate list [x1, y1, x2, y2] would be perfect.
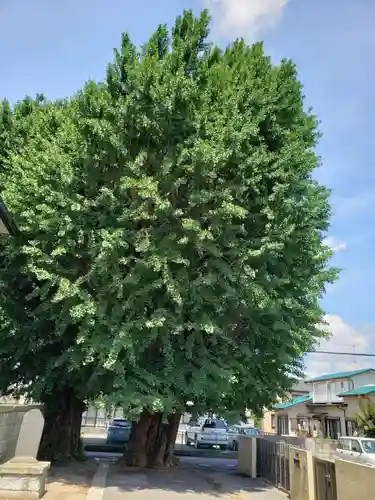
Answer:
[111, 419, 129, 427]
[203, 419, 226, 429]
[361, 440, 375, 454]
[244, 428, 259, 435]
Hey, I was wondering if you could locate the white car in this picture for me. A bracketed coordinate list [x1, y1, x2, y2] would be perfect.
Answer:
[186, 420, 202, 446]
[186, 418, 229, 449]
[336, 436, 375, 466]
[227, 425, 261, 451]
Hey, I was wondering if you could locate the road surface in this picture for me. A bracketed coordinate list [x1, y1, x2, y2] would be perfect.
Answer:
[102, 456, 286, 499]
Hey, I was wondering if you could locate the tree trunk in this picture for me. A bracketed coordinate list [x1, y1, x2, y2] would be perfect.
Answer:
[38, 388, 86, 462]
[126, 411, 181, 468]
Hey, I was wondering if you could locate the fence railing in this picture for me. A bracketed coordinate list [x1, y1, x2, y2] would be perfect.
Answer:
[255, 437, 290, 492]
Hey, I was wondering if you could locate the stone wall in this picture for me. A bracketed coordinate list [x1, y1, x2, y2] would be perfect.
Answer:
[0, 405, 49, 499]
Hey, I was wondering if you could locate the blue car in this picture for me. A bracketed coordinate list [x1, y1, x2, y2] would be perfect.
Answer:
[106, 419, 132, 445]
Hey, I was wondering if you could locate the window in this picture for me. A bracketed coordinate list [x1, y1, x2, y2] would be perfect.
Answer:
[362, 440, 375, 454]
[203, 419, 226, 429]
[271, 414, 276, 429]
[346, 419, 357, 437]
[244, 428, 260, 436]
[324, 418, 341, 439]
[277, 416, 289, 435]
[351, 440, 362, 453]
[338, 439, 351, 451]
[111, 419, 129, 427]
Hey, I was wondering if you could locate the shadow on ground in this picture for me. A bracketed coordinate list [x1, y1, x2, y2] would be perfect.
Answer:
[106, 463, 282, 498]
[45, 456, 285, 499]
[45, 460, 99, 499]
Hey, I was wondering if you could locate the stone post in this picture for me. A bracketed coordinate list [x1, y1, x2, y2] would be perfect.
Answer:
[0, 408, 50, 499]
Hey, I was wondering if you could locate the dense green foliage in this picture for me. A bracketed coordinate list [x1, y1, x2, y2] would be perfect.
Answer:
[0, 9, 336, 456]
[355, 400, 375, 438]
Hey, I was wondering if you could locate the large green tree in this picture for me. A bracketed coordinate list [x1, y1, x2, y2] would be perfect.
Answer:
[0, 10, 336, 466]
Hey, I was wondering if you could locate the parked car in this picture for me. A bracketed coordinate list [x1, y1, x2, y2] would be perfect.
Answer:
[106, 418, 132, 445]
[186, 420, 202, 446]
[336, 436, 375, 466]
[227, 425, 261, 451]
[188, 418, 229, 450]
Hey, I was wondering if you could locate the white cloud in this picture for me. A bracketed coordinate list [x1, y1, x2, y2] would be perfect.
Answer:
[205, 0, 289, 40]
[323, 236, 347, 253]
[305, 314, 375, 377]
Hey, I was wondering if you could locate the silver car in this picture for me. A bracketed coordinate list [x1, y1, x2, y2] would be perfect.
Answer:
[336, 437, 375, 466]
[227, 425, 261, 451]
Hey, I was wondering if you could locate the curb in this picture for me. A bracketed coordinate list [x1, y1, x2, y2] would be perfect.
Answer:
[86, 462, 109, 500]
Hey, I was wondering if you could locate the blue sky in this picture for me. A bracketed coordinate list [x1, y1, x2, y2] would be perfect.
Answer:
[1, 0, 374, 375]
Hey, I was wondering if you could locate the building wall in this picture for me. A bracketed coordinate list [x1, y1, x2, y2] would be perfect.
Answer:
[312, 380, 350, 403]
[351, 371, 375, 388]
[312, 372, 375, 404]
[344, 394, 375, 419]
[261, 409, 276, 434]
[275, 402, 349, 437]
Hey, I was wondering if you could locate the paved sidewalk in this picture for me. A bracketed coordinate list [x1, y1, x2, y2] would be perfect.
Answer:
[43, 460, 100, 500]
[103, 461, 286, 499]
[42, 458, 286, 500]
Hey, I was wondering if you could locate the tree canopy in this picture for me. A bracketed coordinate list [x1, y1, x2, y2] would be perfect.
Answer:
[0, 10, 336, 462]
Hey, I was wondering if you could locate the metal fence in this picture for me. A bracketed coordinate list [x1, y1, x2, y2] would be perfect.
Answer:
[256, 438, 290, 493]
[81, 406, 124, 428]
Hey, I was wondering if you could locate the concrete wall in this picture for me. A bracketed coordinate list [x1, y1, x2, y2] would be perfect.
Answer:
[289, 447, 315, 500]
[237, 436, 256, 478]
[335, 459, 375, 500]
[260, 432, 315, 450]
[0, 404, 43, 463]
[261, 434, 337, 458]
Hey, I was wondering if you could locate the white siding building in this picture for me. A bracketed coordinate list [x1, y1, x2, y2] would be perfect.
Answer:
[274, 368, 375, 439]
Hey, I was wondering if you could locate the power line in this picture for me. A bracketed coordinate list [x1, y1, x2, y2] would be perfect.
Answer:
[308, 350, 375, 358]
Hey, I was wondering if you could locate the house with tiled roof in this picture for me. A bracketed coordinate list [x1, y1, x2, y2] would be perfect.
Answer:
[271, 368, 375, 439]
[338, 383, 375, 424]
[260, 381, 309, 434]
